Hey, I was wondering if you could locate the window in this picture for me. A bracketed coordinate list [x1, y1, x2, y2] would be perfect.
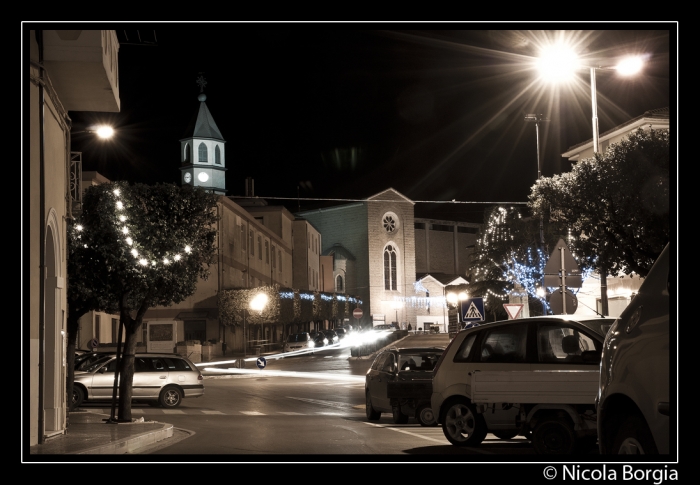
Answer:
[95, 315, 101, 342]
[537, 324, 600, 364]
[382, 213, 398, 233]
[336, 275, 344, 292]
[198, 142, 208, 163]
[278, 250, 282, 272]
[454, 333, 478, 362]
[241, 225, 246, 254]
[271, 245, 276, 268]
[265, 241, 270, 264]
[184, 143, 191, 163]
[479, 325, 527, 363]
[249, 230, 254, 255]
[258, 236, 263, 260]
[111, 318, 118, 344]
[215, 145, 221, 165]
[384, 244, 397, 290]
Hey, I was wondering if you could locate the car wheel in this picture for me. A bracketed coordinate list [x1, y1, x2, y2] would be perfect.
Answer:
[532, 417, 576, 454]
[416, 403, 437, 427]
[492, 430, 519, 440]
[72, 386, 84, 408]
[365, 392, 381, 421]
[612, 415, 658, 454]
[392, 405, 409, 424]
[442, 399, 487, 446]
[159, 386, 183, 408]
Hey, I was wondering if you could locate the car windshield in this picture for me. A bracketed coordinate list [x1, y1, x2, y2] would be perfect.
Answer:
[577, 318, 617, 337]
[398, 351, 443, 371]
[287, 333, 307, 343]
[81, 355, 114, 373]
[75, 353, 111, 371]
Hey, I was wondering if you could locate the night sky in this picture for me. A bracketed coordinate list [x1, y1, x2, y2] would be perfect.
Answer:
[64, 24, 674, 223]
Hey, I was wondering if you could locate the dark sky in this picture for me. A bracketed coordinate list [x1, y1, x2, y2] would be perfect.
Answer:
[67, 24, 675, 223]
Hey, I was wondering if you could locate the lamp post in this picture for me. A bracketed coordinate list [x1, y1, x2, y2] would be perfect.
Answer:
[536, 47, 644, 317]
[524, 113, 549, 247]
[392, 300, 403, 328]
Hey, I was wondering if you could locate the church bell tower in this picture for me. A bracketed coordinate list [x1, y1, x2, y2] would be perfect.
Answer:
[179, 74, 227, 195]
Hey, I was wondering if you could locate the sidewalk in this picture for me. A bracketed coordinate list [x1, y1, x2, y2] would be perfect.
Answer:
[27, 410, 174, 457]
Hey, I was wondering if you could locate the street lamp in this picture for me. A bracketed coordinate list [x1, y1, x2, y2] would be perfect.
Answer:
[69, 125, 115, 217]
[536, 45, 644, 316]
[524, 113, 549, 247]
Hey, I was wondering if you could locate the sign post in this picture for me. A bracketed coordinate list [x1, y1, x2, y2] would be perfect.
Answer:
[543, 239, 582, 315]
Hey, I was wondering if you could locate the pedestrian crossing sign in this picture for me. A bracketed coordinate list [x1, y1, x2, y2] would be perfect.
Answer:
[461, 298, 485, 322]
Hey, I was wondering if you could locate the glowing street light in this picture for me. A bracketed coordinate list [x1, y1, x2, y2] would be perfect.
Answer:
[536, 43, 645, 316]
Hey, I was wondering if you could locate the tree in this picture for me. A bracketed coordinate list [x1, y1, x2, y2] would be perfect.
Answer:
[528, 128, 670, 278]
[68, 182, 218, 421]
[465, 205, 586, 320]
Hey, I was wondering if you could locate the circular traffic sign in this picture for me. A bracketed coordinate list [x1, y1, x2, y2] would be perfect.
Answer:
[548, 289, 578, 315]
[89, 338, 99, 349]
[256, 357, 267, 369]
[353, 308, 363, 319]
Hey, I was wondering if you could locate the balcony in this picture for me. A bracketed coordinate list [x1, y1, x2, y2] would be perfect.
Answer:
[42, 30, 120, 113]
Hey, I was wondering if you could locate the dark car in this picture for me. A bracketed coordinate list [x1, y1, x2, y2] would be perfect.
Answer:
[365, 346, 445, 426]
[312, 332, 329, 348]
[322, 329, 340, 345]
[334, 328, 347, 340]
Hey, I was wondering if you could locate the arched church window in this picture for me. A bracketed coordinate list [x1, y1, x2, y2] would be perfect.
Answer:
[198, 143, 208, 163]
[336, 274, 344, 292]
[215, 145, 221, 165]
[384, 244, 397, 291]
[184, 143, 191, 163]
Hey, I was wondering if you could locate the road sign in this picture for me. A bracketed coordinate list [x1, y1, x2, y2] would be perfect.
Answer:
[353, 308, 363, 319]
[503, 304, 524, 320]
[548, 289, 578, 315]
[89, 338, 99, 349]
[461, 298, 485, 322]
[256, 357, 267, 369]
[544, 238, 582, 287]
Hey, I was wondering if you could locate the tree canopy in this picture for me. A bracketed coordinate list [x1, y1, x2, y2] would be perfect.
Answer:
[465, 205, 576, 321]
[528, 128, 670, 278]
[68, 181, 219, 420]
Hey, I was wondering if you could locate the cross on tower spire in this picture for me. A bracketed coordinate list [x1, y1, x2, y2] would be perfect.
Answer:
[196, 73, 207, 93]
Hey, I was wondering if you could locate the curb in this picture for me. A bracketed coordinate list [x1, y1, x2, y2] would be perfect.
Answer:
[74, 422, 174, 455]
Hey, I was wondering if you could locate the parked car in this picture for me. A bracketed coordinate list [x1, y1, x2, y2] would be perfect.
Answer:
[322, 329, 340, 345]
[597, 243, 671, 455]
[72, 353, 204, 408]
[366, 346, 445, 426]
[283, 332, 315, 353]
[431, 315, 615, 453]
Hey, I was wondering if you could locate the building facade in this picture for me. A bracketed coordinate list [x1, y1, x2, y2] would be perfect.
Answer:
[28, 29, 121, 446]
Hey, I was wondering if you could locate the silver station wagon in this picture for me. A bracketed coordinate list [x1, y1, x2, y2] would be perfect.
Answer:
[72, 353, 204, 408]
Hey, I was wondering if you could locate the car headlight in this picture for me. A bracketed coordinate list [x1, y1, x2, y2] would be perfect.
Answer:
[323, 338, 329, 345]
[309, 341, 315, 348]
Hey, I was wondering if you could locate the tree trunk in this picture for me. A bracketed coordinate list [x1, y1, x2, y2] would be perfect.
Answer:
[117, 316, 139, 422]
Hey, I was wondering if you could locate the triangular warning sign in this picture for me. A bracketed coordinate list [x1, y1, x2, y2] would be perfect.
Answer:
[464, 302, 483, 320]
[503, 304, 524, 320]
